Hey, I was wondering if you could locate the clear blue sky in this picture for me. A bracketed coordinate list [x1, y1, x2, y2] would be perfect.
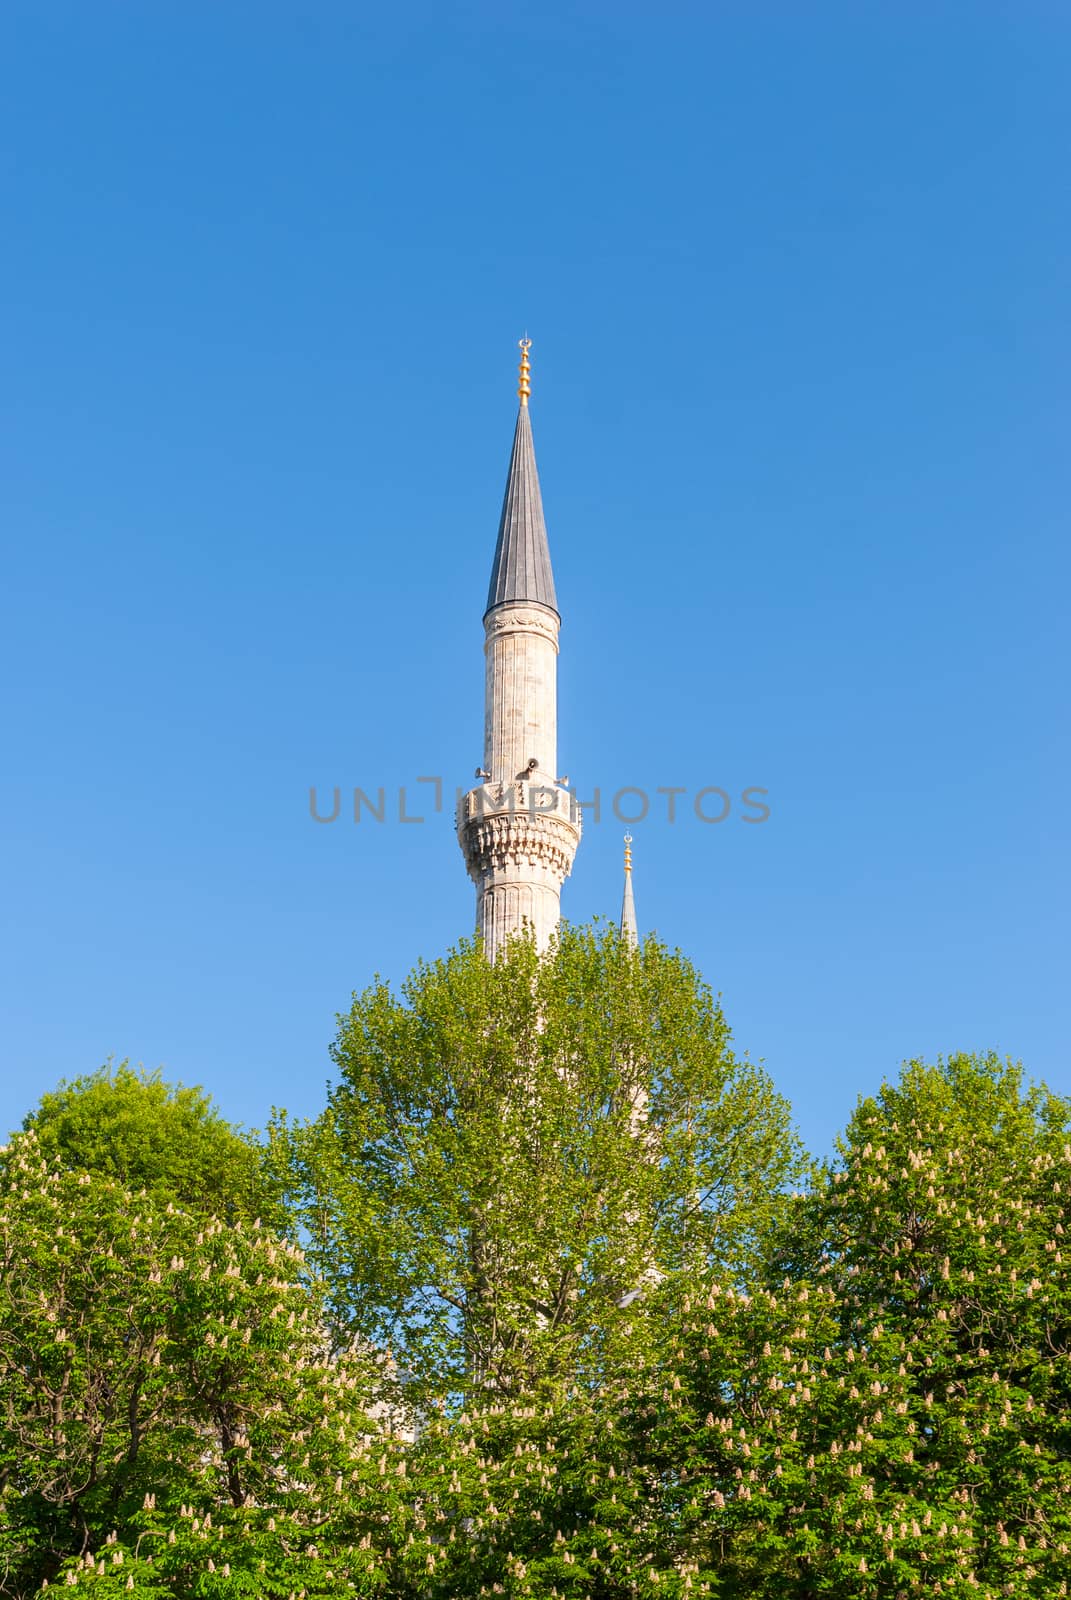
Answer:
[2, 1, 1067, 1159]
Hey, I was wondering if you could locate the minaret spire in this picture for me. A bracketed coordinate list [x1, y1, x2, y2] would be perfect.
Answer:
[457, 340, 581, 960]
[620, 833, 638, 947]
[485, 342, 557, 617]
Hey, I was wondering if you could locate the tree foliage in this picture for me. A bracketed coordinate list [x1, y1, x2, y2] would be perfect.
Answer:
[276, 926, 807, 1409]
[20, 1064, 283, 1230]
[372, 1054, 1071, 1600]
[631, 1052, 1071, 1598]
[5, 951, 1066, 1600]
[0, 1133, 403, 1600]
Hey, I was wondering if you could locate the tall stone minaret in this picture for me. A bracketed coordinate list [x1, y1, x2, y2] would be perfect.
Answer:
[457, 340, 581, 960]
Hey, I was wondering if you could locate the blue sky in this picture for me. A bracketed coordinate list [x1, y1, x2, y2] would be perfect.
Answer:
[2, 1, 1067, 1159]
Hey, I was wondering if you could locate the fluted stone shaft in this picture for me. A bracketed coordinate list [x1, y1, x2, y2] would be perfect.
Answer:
[478, 875, 564, 954]
[483, 602, 560, 784]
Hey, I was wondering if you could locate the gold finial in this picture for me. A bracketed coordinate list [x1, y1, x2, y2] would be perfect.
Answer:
[518, 337, 532, 406]
[624, 832, 633, 873]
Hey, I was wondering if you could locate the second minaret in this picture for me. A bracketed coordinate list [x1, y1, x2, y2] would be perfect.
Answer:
[457, 341, 580, 959]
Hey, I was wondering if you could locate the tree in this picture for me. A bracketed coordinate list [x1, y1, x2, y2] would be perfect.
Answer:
[395, 1384, 659, 1600]
[623, 1052, 1071, 1598]
[19, 1063, 284, 1231]
[0, 1132, 406, 1600]
[276, 924, 808, 1411]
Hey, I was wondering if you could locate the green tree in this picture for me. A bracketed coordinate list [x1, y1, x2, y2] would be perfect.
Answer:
[396, 1385, 658, 1600]
[20, 1063, 284, 1230]
[0, 1132, 406, 1600]
[277, 924, 808, 1411]
[626, 1052, 1071, 1598]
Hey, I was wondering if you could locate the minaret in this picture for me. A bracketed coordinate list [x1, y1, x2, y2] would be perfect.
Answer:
[620, 834, 638, 947]
[457, 341, 581, 960]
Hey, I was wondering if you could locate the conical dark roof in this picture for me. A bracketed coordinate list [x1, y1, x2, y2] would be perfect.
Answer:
[485, 403, 558, 618]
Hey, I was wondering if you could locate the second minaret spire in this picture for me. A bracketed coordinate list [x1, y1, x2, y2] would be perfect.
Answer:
[620, 834, 638, 947]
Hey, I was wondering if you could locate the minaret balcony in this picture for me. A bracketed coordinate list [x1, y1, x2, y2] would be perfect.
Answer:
[456, 780, 580, 832]
[457, 780, 581, 885]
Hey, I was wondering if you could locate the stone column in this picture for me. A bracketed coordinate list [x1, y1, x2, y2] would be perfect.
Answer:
[483, 602, 559, 784]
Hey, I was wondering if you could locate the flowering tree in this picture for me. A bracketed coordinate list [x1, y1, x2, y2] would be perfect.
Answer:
[633, 1052, 1071, 1597]
[0, 1134, 407, 1599]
